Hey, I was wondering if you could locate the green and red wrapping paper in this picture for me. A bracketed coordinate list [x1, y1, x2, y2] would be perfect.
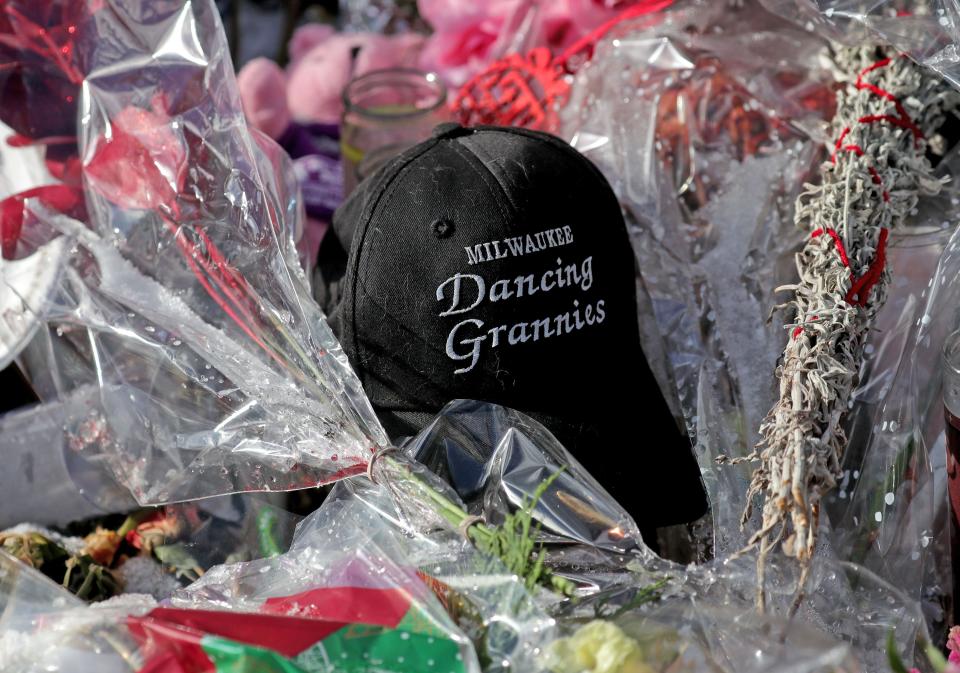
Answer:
[129, 586, 467, 673]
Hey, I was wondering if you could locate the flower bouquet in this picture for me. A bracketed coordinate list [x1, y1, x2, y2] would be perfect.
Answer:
[4, 1, 960, 673]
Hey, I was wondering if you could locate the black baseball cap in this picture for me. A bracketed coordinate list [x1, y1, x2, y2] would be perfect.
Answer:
[324, 123, 707, 528]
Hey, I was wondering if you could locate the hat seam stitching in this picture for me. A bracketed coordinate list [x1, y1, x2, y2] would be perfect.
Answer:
[481, 126, 615, 199]
[343, 139, 443, 389]
[451, 136, 522, 219]
[446, 140, 517, 225]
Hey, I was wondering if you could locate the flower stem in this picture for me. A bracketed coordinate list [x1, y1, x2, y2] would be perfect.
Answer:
[379, 454, 576, 597]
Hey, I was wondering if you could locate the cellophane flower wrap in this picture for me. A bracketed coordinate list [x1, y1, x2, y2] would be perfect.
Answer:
[560, 0, 960, 666]
[5, 1, 960, 672]
[1, 399, 878, 673]
[0, 0, 386, 505]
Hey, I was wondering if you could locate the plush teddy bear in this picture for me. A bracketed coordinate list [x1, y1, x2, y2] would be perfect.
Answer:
[238, 25, 425, 131]
[236, 26, 425, 267]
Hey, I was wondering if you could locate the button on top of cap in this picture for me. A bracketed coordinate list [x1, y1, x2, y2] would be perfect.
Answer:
[432, 122, 473, 139]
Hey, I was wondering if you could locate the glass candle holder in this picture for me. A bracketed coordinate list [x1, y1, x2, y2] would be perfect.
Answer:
[341, 68, 448, 195]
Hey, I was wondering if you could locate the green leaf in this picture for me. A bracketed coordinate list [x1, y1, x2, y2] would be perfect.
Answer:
[154, 543, 202, 580]
[470, 470, 574, 595]
[925, 641, 949, 672]
[887, 631, 911, 673]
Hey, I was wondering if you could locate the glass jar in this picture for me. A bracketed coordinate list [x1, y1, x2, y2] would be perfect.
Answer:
[341, 68, 448, 195]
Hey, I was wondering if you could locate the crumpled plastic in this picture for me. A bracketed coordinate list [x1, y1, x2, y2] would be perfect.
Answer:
[760, 0, 960, 93]
[1, 1, 957, 671]
[322, 401, 927, 672]
[1, 543, 477, 673]
[560, 0, 958, 666]
[562, 0, 837, 556]
[404, 400, 652, 591]
[0, 406, 544, 672]
[0, 557, 154, 673]
[549, 602, 862, 673]
[400, 402, 927, 672]
[0, 0, 386, 505]
[172, 490, 494, 673]
[0, 387, 135, 528]
[1, 399, 885, 673]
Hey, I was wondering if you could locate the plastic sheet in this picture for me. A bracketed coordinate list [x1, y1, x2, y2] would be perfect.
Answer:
[0, 397, 933, 673]
[0, 0, 386, 505]
[562, 0, 836, 557]
[549, 602, 862, 673]
[2, 2, 958, 671]
[0, 595, 155, 672]
[0, 404, 561, 673]
[851, 214, 960, 642]
[560, 0, 958, 666]
[1, 513, 480, 673]
[405, 400, 651, 588]
[173, 399, 894, 673]
[316, 402, 931, 673]
[320, 467, 558, 672]
[0, 550, 83, 635]
[760, 0, 960, 93]
[0, 389, 135, 528]
[0, 551, 154, 672]
[173, 495, 486, 673]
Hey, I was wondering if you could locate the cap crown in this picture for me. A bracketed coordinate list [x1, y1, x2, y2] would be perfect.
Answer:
[333, 125, 707, 526]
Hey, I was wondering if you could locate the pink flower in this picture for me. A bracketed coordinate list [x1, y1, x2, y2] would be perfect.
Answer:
[84, 100, 186, 213]
[948, 626, 960, 664]
[537, 0, 605, 53]
[417, 0, 657, 87]
[237, 58, 291, 139]
[535, 0, 659, 54]
[417, 0, 521, 87]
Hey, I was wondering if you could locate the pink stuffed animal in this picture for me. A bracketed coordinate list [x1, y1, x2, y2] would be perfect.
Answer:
[236, 58, 290, 139]
[238, 26, 425, 132]
[236, 27, 425, 267]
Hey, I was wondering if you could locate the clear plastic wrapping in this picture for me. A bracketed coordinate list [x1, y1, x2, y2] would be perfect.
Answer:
[1, 494, 482, 673]
[760, 0, 960, 92]
[560, 0, 960, 665]
[0, 397, 934, 673]
[345, 402, 930, 672]
[0, 389, 135, 528]
[404, 400, 652, 588]
[3, 1, 960, 671]
[0, 0, 386, 505]
[562, 0, 837, 556]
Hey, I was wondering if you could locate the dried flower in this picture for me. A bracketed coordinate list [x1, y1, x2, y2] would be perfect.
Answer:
[62, 555, 121, 602]
[82, 526, 121, 566]
[0, 531, 66, 570]
[125, 511, 182, 555]
[723, 46, 957, 612]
